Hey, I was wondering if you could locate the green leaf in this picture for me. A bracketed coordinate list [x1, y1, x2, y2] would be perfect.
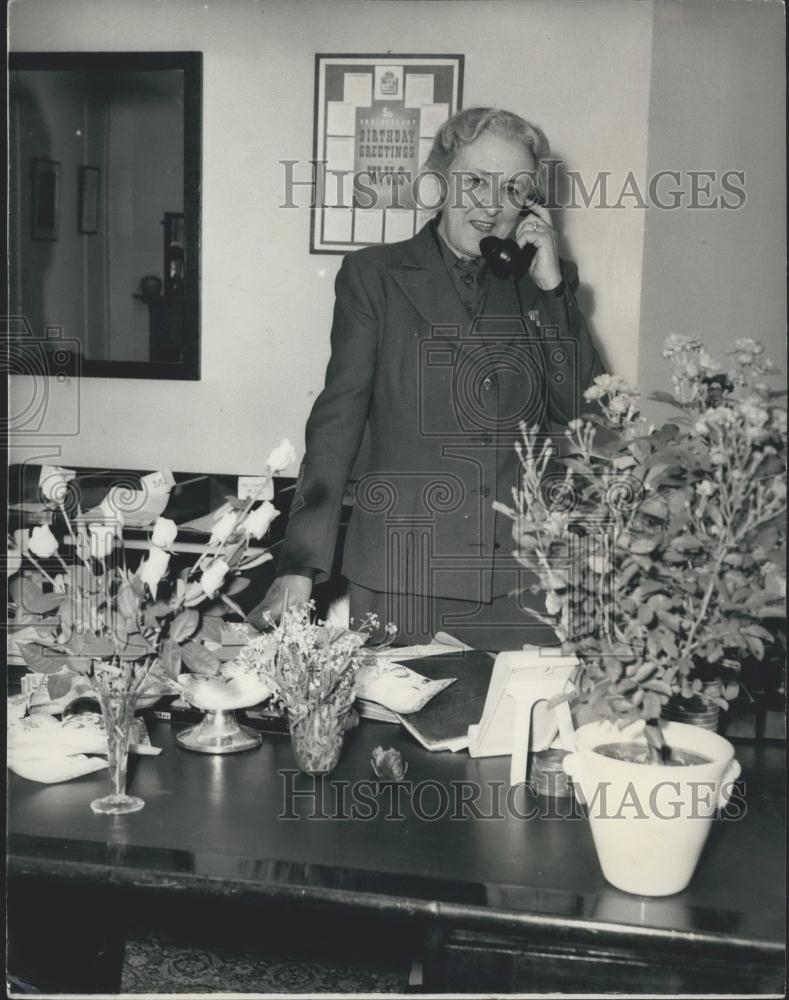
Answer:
[639, 496, 669, 519]
[741, 624, 774, 642]
[226, 576, 251, 596]
[643, 692, 663, 719]
[170, 609, 200, 644]
[20, 578, 66, 614]
[19, 642, 69, 674]
[180, 640, 222, 676]
[47, 672, 74, 700]
[117, 582, 140, 623]
[116, 632, 154, 658]
[157, 638, 182, 680]
[68, 633, 116, 658]
[630, 537, 659, 555]
[66, 656, 92, 674]
[648, 390, 684, 409]
[643, 679, 673, 696]
[633, 662, 657, 683]
[196, 615, 223, 643]
[671, 534, 703, 551]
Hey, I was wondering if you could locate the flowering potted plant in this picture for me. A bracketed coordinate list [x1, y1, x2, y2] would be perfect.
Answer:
[8, 441, 294, 809]
[496, 337, 786, 894]
[239, 603, 396, 775]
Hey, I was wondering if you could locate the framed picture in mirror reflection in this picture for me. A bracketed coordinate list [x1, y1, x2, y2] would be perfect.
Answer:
[78, 165, 101, 234]
[31, 157, 60, 241]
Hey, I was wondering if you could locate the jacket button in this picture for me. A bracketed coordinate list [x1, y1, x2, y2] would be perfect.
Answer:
[481, 433, 492, 445]
[482, 377, 493, 391]
[479, 486, 491, 498]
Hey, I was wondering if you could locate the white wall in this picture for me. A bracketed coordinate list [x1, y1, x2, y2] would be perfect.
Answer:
[11, 0, 655, 475]
[638, 0, 786, 403]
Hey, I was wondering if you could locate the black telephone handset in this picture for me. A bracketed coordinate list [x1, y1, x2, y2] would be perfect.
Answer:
[479, 237, 536, 280]
[479, 196, 544, 280]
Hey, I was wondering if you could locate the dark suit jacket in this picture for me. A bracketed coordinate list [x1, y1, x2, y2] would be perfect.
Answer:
[278, 221, 604, 603]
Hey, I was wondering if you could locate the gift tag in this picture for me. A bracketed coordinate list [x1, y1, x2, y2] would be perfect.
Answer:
[238, 476, 274, 502]
[141, 469, 176, 493]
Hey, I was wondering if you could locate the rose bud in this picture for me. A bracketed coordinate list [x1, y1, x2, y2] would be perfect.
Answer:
[137, 547, 171, 597]
[242, 501, 280, 539]
[266, 439, 297, 474]
[200, 559, 230, 598]
[28, 525, 59, 559]
[209, 510, 238, 545]
[151, 516, 178, 548]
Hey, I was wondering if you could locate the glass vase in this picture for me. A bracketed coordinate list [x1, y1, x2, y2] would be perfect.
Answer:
[289, 707, 348, 776]
[91, 685, 144, 815]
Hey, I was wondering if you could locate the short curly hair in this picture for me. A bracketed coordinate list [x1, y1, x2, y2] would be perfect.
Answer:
[425, 107, 551, 198]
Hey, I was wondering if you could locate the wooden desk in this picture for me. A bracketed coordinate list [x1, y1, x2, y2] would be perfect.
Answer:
[7, 721, 786, 994]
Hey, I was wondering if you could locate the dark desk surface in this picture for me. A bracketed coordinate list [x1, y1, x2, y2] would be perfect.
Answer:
[7, 720, 786, 966]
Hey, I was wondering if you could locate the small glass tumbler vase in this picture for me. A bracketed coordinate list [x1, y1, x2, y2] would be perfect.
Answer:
[289, 708, 347, 776]
[91, 688, 144, 815]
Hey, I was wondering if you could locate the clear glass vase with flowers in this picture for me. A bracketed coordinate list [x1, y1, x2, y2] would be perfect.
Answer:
[238, 603, 397, 775]
[8, 440, 296, 807]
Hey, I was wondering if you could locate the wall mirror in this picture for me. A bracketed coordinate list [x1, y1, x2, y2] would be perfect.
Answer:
[9, 52, 202, 380]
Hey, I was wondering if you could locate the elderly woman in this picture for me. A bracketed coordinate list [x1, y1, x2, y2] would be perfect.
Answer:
[249, 107, 604, 650]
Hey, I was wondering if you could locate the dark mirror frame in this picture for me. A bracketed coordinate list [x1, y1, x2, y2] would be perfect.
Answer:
[9, 51, 203, 380]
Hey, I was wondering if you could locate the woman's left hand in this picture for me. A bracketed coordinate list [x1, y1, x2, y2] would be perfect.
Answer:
[514, 199, 562, 291]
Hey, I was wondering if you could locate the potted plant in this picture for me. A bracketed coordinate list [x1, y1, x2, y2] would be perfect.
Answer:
[239, 603, 396, 775]
[8, 442, 294, 806]
[496, 336, 786, 894]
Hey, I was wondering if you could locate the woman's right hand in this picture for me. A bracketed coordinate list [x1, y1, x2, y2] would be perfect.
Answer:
[246, 572, 314, 630]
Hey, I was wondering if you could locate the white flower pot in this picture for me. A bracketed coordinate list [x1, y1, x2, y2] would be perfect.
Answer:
[563, 720, 741, 896]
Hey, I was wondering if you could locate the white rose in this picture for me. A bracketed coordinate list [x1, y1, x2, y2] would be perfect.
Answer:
[89, 523, 116, 560]
[242, 501, 280, 539]
[39, 466, 72, 504]
[200, 559, 229, 598]
[266, 438, 297, 474]
[209, 510, 238, 545]
[137, 547, 171, 597]
[152, 516, 178, 548]
[28, 525, 59, 559]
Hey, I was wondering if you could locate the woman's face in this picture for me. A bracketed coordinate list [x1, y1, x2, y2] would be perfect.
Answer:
[436, 131, 537, 258]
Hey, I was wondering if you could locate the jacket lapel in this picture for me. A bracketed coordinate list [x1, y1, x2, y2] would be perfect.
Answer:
[390, 223, 472, 337]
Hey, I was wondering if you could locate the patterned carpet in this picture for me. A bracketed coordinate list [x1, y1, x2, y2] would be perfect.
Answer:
[120, 911, 412, 994]
[121, 933, 408, 993]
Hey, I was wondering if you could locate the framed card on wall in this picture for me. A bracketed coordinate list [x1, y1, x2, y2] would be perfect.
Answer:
[311, 53, 464, 254]
[31, 157, 61, 241]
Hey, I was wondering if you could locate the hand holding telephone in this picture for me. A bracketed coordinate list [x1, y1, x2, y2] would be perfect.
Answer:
[479, 195, 546, 280]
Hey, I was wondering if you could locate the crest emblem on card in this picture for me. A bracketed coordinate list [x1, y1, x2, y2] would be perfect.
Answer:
[374, 65, 404, 101]
[379, 71, 398, 95]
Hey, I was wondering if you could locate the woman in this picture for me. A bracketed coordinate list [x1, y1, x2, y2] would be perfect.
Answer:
[249, 107, 604, 649]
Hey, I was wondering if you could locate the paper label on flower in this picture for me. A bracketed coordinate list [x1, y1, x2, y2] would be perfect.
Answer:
[141, 470, 176, 492]
[238, 476, 274, 501]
